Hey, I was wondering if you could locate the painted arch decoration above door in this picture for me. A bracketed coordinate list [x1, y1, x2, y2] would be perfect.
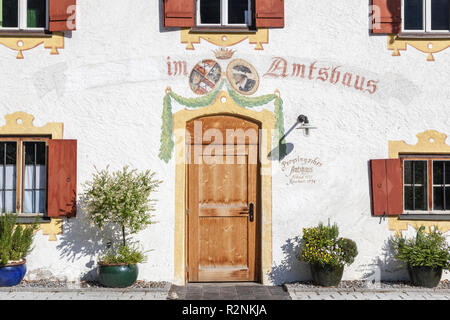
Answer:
[158, 79, 286, 163]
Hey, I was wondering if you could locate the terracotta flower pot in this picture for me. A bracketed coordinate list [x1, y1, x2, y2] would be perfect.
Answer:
[407, 265, 442, 288]
[0, 259, 27, 287]
[97, 263, 138, 288]
[310, 263, 344, 287]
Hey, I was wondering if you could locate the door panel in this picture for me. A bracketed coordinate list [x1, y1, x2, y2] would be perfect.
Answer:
[187, 116, 258, 282]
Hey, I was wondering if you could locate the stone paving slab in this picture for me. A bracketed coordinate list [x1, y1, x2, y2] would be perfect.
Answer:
[284, 284, 450, 300]
[0, 282, 171, 300]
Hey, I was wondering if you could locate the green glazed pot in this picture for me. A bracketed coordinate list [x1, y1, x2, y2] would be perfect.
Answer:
[97, 263, 138, 288]
[310, 263, 344, 287]
[407, 265, 442, 288]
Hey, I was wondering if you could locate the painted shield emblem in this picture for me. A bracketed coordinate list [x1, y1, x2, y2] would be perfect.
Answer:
[226, 59, 259, 95]
[189, 59, 222, 95]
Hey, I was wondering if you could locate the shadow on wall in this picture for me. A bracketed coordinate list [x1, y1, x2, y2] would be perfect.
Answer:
[56, 200, 121, 282]
[360, 239, 409, 283]
[268, 236, 311, 285]
[269, 237, 408, 285]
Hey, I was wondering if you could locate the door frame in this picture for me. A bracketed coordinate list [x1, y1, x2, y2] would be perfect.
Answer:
[172, 91, 275, 285]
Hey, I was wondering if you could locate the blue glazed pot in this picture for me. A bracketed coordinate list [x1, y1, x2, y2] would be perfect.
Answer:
[0, 260, 27, 287]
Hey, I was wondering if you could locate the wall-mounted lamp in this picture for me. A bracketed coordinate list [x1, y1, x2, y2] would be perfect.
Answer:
[295, 115, 317, 136]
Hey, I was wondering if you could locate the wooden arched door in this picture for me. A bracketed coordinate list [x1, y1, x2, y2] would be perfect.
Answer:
[186, 115, 260, 282]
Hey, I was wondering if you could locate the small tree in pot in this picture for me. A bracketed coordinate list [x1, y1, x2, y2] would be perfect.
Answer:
[390, 226, 450, 288]
[299, 221, 358, 287]
[81, 166, 162, 288]
[0, 214, 38, 287]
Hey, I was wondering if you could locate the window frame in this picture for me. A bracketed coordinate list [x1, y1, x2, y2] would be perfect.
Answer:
[196, 0, 252, 28]
[402, 0, 450, 33]
[401, 155, 450, 214]
[0, 0, 48, 32]
[0, 136, 49, 217]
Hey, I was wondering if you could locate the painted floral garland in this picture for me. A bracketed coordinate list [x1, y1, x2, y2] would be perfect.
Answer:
[159, 80, 286, 162]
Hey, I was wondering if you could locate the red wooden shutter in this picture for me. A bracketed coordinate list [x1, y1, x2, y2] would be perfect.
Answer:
[370, 159, 403, 216]
[163, 0, 195, 27]
[255, 0, 284, 28]
[370, 0, 401, 34]
[47, 140, 77, 218]
[49, 0, 76, 32]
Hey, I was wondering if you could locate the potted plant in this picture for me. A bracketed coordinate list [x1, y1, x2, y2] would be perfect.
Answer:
[81, 166, 162, 288]
[299, 221, 358, 286]
[0, 214, 38, 287]
[390, 226, 450, 288]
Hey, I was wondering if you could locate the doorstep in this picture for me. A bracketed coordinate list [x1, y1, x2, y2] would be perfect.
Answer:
[168, 283, 291, 300]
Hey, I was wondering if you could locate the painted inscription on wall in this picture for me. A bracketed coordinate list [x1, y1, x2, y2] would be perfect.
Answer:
[166, 56, 380, 95]
[263, 57, 379, 94]
[281, 156, 323, 185]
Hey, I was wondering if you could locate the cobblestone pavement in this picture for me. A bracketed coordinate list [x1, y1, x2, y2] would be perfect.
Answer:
[168, 283, 291, 300]
[284, 284, 450, 300]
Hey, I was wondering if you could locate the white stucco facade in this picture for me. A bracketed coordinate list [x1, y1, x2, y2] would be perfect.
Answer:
[0, 0, 449, 285]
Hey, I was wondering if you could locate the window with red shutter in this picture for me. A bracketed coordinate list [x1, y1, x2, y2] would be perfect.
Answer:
[48, 0, 76, 32]
[47, 139, 77, 218]
[370, 0, 401, 34]
[164, 0, 285, 29]
[370, 159, 403, 216]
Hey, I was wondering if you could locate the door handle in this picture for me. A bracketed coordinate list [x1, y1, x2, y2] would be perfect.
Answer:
[240, 203, 254, 222]
[248, 202, 254, 222]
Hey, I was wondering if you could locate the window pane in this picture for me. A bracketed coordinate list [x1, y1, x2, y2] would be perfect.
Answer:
[446, 187, 450, 210]
[405, 186, 414, 210]
[5, 142, 16, 165]
[23, 190, 33, 213]
[4, 190, 15, 213]
[431, 0, 449, 30]
[24, 165, 34, 189]
[404, 160, 413, 184]
[4, 165, 16, 189]
[27, 0, 46, 28]
[414, 185, 427, 210]
[445, 161, 450, 184]
[433, 161, 444, 184]
[228, 0, 248, 24]
[0, 165, 3, 189]
[200, 0, 221, 24]
[36, 164, 46, 189]
[35, 142, 45, 164]
[434, 186, 444, 210]
[1, 0, 19, 28]
[35, 190, 45, 213]
[404, 0, 424, 30]
[414, 160, 427, 185]
[24, 142, 35, 165]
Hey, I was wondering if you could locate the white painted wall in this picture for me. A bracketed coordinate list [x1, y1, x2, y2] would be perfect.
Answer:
[0, 0, 448, 284]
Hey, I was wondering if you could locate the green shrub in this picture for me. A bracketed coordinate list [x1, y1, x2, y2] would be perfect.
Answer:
[300, 221, 358, 267]
[390, 226, 450, 269]
[99, 245, 146, 265]
[0, 214, 38, 265]
[81, 166, 162, 265]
